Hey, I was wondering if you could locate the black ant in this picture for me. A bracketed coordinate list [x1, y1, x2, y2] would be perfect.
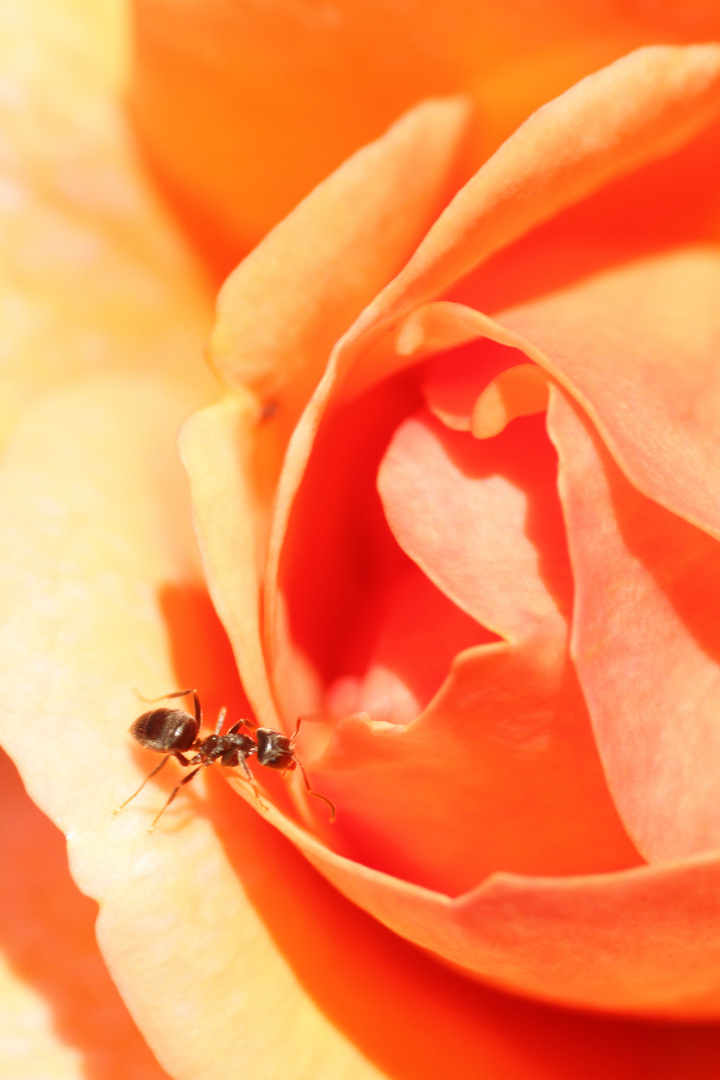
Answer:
[114, 690, 336, 830]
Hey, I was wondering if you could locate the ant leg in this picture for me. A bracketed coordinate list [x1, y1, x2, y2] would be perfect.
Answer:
[135, 688, 202, 727]
[213, 706, 228, 736]
[115, 749, 194, 816]
[114, 755, 171, 814]
[235, 755, 268, 811]
[148, 766, 204, 832]
[226, 719, 254, 736]
[292, 757, 336, 822]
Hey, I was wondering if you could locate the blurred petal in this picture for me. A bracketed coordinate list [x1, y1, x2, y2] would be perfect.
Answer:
[208, 97, 469, 429]
[0, 751, 170, 1080]
[0, 0, 214, 441]
[548, 386, 720, 863]
[131, 0, 654, 267]
[343, 44, 720, 351]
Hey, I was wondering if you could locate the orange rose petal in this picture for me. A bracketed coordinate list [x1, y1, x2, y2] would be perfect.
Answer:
[208, 97, 469, 431]
[179, 395, 282, 729]
[548, 387, 720, 863]
[257, 794, 720, 1017]
[0, 376, 676, 1080]
[264, 338, 565, 730]
[259, 40, 720, 716]
[316, 638, 640, 894]
[322, 250, 720, 867]
[263, 48, 720, 631]
[132, 0, 651, 267]
[355, 44, 720, 335]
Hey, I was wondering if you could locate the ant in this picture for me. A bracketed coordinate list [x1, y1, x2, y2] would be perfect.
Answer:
[114, 689, 335, 830]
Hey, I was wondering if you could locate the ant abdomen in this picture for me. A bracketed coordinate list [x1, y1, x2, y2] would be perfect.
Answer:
[131, 707, 199, 754]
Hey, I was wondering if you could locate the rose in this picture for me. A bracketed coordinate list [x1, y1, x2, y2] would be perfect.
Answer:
[4, 8, 720, 1080]
[178, 40, 720, 1020]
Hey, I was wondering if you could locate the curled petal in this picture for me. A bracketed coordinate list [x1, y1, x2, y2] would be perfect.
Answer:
[308, 407, 637, 892]
[498, 247, 720, 539]
[179, 395, 282, 728]
[548, 386, 720, 863]
[471, 364, 550, 439]
[208, 97, 469, 430]
[351, 44, 720, 339]
[258, 793, 720, 1017]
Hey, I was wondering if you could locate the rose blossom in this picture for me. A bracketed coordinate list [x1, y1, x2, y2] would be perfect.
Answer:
[4, 5, 720, 1080]
[179, 39, 720, 1017]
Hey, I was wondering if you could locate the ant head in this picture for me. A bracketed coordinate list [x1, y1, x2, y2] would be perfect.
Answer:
[255, 728, 295, 770]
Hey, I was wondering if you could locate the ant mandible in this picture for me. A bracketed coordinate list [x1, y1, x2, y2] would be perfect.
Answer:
[114, 689, 336, 830]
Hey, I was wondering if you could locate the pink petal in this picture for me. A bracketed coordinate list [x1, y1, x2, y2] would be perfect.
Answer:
[548, 385, 720, 863]
[378, 410, 570, 640]
[306, 408, 636, 892]
[498, 247, 720, 538]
